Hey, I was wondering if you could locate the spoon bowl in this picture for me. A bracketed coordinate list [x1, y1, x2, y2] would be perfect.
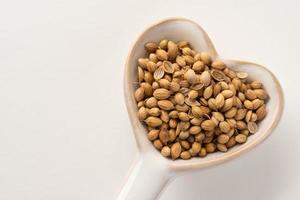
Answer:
[119, 18, 284, 200]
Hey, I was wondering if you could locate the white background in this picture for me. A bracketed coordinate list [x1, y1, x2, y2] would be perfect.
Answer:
[0, 0, 299, 199]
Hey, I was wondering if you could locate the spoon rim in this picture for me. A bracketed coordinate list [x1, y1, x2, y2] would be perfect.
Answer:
[124, 17, 284, 171]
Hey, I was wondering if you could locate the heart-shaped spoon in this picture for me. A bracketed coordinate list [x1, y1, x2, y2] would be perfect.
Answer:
[118, 18, 284, 200]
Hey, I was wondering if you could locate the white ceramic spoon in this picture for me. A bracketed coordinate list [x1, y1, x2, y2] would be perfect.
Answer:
[118, 18, 284, 200]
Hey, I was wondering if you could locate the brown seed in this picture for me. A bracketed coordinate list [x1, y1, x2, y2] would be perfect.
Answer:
[161, 146, 171, 157]
[145, 116, 162, 127]
[221, 90, 234, 98]
[145, 97, 157, 108]
[160, 110, 169, 123]
[146, 61, 157, 73]
[224, 68, 237, 79]
[138, 58, 148, 69]
[200, 71, 211, 86]
[238, 92, 246, 102]
[206, 143, 216, 153]
[244, 100, 254, 110]
[159, 39, 168, 49]
[245, 89, 257, 100]
[138, 66, 144, 83]
[215, 93, 225, 109]
[225, 107, 237, 118]
[236, 72, 248, 79]
[162, 61, 174, 74]
[158, 100, 174, 111]
[245, 110, 252, 123]
[174, 93, 185, 105]
[156, 49, 168, 61]
[176, 56, 186, 67]
[144, 72, 154, 83]
[236, 121, 247, 130]
[153, 139, 163, 150]
[180, 151, 191, 160]
[137, 101, 144, 108]
[254, 89, 268, 100]
[252, 99, 264, 110]
[256, 105, 267, 120]
[235, 108, 247, 120]
[176, 104, 189, 112]
[240, 129, 250, 136]
[183, 55, 194, 65]
[208, 98, 218, 110]
[152, 82, 159, 90]
[153, 88, 170, 100]
[182, 47, 194, 56]
[134, 87, 144, 101]
[232, 78, 242, 90]
[169, 110, 178, 119]
[203, 86, 213, 99]
[185, 98, 200, 107]
[248, 122, 258, 134]
[153, 67, 165, 80]
[169, 119, 177, 128]
[159, 128, 169, 145]
[158, 79, 170, 89]
[178, 131, 189, 140]
[201, 120, 216, 131]
[167, 41, 178, 60]
[219, 81, 229, 90]
[212, 112, 225, 122]
[149, 53, 158, 63]
[178, 121, 190, 131]
[168, 129, 176, 142]
[188, 135, 195, 144]
[189, 126, 201, 135]
[217, 144, 228, 152]
[190, 118, 203, 126]
[188, 90, 198, 99]
[192, 61, 205, 72]
[148, 107, 161, 117]
[226, 118, 237, 128]
[211, 69, 226, 81]
[169, 81, 180, 92]
[199, 148, 207, 157]
[251, 80, 263, 89]
[179, 112, 190, 122]
[145, 42, 158, 53]
[213, 83, 222, 97]
[138, 107, 148, 120]
[171, 142, 182, 160]
[148, 129, 159, 141]
[177, 40, 189, 48]
[185, 69, 197, 85]
[219, 121, 231, 133]
[212, 60, 226, 70]
[180, 140, 190, 150]
[200, 52, 211, 65]
[226, 137, 236, 148]
[192, 142, 201, 154]
[141, 82, 153, 97]
[211, 116, 219, 126]
[217, 134, 230, 144]
[235, 134, 247, 143]
[251, 113, 258, 122]
[191, 106, 203, 118]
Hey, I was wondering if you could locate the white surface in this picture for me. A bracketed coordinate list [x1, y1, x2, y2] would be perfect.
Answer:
[0, 0, 298, 199]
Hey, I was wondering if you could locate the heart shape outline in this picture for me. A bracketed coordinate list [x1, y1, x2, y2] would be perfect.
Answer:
[124, 17, 284, 171]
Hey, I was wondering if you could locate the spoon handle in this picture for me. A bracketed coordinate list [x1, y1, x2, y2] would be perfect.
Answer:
[116, 154, 170, 200]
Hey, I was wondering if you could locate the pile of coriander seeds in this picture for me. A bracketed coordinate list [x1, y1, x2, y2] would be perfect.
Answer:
[134, 39, 268, 160]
